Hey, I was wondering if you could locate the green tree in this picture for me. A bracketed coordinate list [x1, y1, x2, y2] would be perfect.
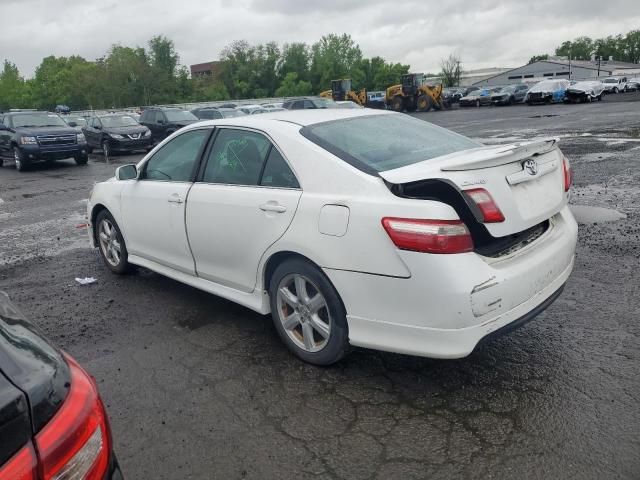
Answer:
[275, 72, 313, 97]
[310, 34, 363, 92]
[277, 43, 310, 82]
[0, 61, 29, 110]
[528, 54, 549, 64]
[555, 36, 594, 60]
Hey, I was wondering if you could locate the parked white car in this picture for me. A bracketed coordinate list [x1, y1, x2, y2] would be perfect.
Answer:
[86, 110, 577, 365]
[601, 76, 628, 93]
[564, 80, 606, 103]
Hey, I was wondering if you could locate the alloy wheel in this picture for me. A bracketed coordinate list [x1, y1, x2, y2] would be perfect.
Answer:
[276, 274, 331, 353]
[14, 149, 22, 170]
[98, 218, 121, 267]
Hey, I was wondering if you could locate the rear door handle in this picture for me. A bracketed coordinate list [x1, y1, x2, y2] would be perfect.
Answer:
[259, 202, 287, 213]
[168, 193, 184, 204]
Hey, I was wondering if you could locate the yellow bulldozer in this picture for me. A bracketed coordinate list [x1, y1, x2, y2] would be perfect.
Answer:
[320, 79, 367, 107]
[385, 73, 450, 112]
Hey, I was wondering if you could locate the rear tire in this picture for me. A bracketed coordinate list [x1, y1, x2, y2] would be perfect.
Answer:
[269, 258, 349, 365]
[95, 210, 131, 274]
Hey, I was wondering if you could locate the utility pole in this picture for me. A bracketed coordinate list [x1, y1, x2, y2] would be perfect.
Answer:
[597, 56, 601, 77]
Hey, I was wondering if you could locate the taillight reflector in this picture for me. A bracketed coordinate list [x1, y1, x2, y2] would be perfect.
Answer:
[563, 156, 572, 192]
[0, 442, 37, 480]
[464, 188, 505, 223]
[382, 217, 474, 254]
[35, 355, 111, 480]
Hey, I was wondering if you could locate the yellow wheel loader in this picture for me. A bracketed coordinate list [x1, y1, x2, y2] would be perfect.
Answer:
[385, 73, 450, 112]
[320, 79, 368, 107]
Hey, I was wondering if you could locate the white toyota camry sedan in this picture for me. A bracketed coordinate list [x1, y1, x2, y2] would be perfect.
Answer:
[87, 109, 577, 365]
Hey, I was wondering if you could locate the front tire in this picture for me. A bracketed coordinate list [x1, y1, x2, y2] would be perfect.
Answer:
[417, 94, 432, 112]
[269, 258, 349, 365]
[96, 210, 131, 274]
[613, 87, 619, 94]
[101, 140, 110, 160]
[390, 96, 404, 112]
[75, 154, 88, 165]
[13, 147, 28, 172]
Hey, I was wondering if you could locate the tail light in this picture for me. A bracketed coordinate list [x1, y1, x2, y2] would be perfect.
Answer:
[35, 355, 111, 480]
[464, 188, 505, 223]
[0, 442, 38, 480]
[562, 156, 572, 192]
[382, 217, 474, 254]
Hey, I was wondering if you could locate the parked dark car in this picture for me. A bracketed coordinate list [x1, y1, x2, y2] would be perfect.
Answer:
[491, 84, 530, 105]
[0, 111, 89, 171]
[459, 88, 492, 107]
[191, 107, 247, 120]
[282, 97, 336, 109]
[0, 292, 123, 479]
[83, 114, 152, 156]
[139, 107, 198, 143]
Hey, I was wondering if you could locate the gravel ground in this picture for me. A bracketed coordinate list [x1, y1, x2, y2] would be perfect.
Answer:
[0, 98, 638, 479]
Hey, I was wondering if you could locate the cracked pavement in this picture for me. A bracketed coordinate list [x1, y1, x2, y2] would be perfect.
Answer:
[0, 97, 639, 479]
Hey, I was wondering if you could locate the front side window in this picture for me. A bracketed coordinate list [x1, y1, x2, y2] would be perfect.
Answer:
[202, 129, 271, 185]
[301, 114, 480, 174]
[142, 129, 209, 182]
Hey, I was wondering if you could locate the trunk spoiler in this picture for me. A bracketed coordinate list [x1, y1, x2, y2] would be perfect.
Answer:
[439, 138, 559, 172]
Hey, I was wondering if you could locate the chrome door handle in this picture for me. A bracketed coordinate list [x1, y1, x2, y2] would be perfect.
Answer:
[168, 194, 184, 204]
[259, 202, 287, 213]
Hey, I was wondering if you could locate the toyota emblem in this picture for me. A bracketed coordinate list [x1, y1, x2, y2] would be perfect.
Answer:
[523, 159, 538, 176]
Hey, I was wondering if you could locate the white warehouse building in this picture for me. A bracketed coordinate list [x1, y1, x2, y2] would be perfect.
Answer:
[473, 57, 640, 86]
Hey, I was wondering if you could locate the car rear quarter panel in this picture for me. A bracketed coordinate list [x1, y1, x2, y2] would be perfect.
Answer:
[259, 124, 461, 281]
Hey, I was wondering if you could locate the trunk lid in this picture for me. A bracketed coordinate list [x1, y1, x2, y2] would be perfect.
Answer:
[379, 138, 567, 237]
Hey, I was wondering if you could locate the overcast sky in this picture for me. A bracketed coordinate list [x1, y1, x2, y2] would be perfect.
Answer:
[2, 0, 639, 77]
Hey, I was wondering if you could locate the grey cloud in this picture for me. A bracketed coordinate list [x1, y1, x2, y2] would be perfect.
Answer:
[1, 0, 638, 78]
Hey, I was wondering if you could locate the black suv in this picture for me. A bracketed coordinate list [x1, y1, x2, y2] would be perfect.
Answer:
[83, 113, 153, 157]
[0, 292, 123, 479]
[139, 107, 198, 143]
[0, 111, 89, 171]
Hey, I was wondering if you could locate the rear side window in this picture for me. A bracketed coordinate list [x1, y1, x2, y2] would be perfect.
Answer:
[301, 114, 480, 174]
[260, 148, 299, 189]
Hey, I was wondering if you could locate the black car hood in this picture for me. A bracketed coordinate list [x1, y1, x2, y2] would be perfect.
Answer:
[103, 125, 149, 135]
[0, 292, 70, 434]
[14, 126, 78, 137]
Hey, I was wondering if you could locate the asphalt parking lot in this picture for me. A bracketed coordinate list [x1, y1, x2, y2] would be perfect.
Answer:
[1, 98, 639, 479]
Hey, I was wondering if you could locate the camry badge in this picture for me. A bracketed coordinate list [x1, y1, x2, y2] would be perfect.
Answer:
[523, 159, 538, 176]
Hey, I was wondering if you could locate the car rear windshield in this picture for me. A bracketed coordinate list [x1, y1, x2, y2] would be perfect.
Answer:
[301, 114, 480, 174]
[164, 110, 198, 122]
[12, 113, 67, 128]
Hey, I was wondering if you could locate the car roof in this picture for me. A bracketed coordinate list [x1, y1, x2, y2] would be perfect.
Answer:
[185, 108, 390, 129]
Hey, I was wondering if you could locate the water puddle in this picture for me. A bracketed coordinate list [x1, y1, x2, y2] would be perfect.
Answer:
[569, 205, 627, 224]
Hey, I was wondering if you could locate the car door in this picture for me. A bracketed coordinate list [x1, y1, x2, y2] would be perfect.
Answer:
[186, 128, 302, 292]
[120, 128, 212, 274]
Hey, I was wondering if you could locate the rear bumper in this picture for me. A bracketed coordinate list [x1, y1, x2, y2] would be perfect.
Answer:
[325, 206, 577, 359]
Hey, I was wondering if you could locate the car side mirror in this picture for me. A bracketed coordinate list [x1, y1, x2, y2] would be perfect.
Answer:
[68, 121, 77, 127]
[115, 164, 138, 181]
